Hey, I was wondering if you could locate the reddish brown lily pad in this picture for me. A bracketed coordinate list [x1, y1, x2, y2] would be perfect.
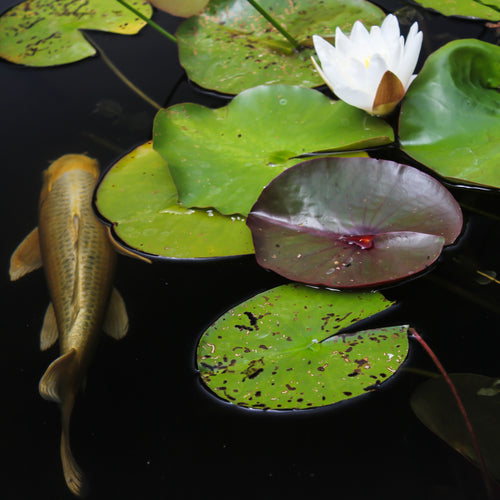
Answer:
[247, 157, 463, 288]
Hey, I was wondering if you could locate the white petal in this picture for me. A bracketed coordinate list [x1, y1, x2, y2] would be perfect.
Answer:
[369, 26, 386, 53]
[407, 73, 418, 88]
[312, 35, 350, 90]
[313, 34, 336, 63]
[380, 14, 400, 42]
[313, 35, 343, 83]
[350, 20, 370, 44]
[346, 57, 373, 89]
[335, 26, 353, 56]
[333, 85, 375, 113]
[365, 54, 389, 92]
[386, 36, 404, 72]
[398, 22, 423, 87]
[311, 55, 337, 94]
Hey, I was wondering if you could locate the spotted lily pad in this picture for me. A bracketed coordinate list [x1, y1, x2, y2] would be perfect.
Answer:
[153, 84, 394, 216]
[247, 157, 463, 288]
[0, 0, 152, 66]
[94, 141, 254, 259]
[197, 283, 409, 409]
[176, 0, 385, 94]
[411, 373, 500, 480]
[412, 0, 500, 20]
[399, 39, 500, 189]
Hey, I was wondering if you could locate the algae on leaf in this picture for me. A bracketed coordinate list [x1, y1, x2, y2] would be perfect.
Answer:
[0, 0, 152, 66]
[198, 283, 409, 409]
[176, 0, 385, 94]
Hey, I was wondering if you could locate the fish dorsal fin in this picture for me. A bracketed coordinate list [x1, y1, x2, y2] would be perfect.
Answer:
[71, 213, 81, 247]
[40, 303, 59, 351]
[39, 349, 77, 403]
[68, 213, 82, 325]
[103, 288, 129, 340]
[9, 227, 42, 281]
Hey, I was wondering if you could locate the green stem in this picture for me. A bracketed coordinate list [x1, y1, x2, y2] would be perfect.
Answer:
[115, 0, 177, 44]
[81, 31, 162, 110]
[246, 0, 301, 50]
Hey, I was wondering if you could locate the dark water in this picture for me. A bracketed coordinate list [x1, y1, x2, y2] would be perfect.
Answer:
[2, 1, 499, 499]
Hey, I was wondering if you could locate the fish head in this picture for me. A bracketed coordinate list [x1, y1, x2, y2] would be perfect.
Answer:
[40, 154, 100, 202]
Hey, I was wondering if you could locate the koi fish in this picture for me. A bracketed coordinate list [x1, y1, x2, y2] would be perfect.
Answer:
[10, 154, 128, 497]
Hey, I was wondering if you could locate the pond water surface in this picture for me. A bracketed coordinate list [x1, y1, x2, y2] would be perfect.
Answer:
[2, 1, 500, 499]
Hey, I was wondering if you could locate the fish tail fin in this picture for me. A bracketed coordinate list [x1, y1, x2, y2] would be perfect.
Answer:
[39, 349, 89, 497]
[61, 396, 89, 497]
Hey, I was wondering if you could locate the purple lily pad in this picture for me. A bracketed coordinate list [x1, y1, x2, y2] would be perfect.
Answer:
[247, 157, 463, 288]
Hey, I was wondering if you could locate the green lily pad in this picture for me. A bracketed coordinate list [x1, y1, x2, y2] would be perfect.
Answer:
[149, 0, 209, 17]
[176, 0, 385, 94]
[94, 141, 254, 259]
[411, 373, 500, 480]
[153, 84, 394, 216]
[197, 283, 409, 410]
[0, 0, 152, 66]
[412, 0, 500, 20]
[399, 39, 500, 189]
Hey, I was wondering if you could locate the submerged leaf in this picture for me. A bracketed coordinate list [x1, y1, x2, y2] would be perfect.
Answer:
[0, 0, 152, 66]
[153, 84, 394, 217]
[198, 283, 409, 409]
[411, 373, 500, 480]
[176, 0, 385, 94]
[94, 142, 254, 259]
[400, 39, 500, 189]
[247, 157, 463, 288]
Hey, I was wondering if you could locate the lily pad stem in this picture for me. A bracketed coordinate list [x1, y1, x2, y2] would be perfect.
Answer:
[81, 31, 162, 110]
[246, 0, 301, 50]
[115, 0, 177, 44]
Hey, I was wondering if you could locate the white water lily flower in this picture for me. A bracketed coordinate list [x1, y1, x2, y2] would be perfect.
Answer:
[312, 14, 423, 116]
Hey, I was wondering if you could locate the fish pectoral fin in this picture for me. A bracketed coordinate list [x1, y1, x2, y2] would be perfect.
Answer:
[40, 302, 59, 351]
[39, 349, 78, 403]
[9, 227, 43, 281]
[103, 288, 129, 340]
[106, 226, 152, 264]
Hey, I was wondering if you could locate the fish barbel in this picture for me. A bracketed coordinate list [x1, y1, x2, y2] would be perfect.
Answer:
[10, 154, 128, 497]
